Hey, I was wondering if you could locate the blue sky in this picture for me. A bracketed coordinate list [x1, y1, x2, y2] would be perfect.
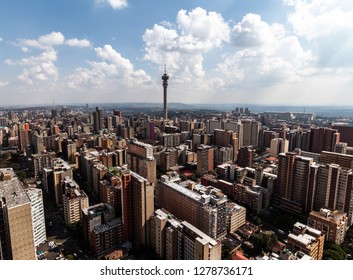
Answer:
[1, 0, 353, 106]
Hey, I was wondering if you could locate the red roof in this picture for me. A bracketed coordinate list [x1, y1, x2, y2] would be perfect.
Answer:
[232, 251, 249, 260]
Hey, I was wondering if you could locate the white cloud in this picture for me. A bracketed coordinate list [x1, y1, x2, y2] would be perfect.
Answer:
[7, 32, 93, 85]
[0, 37, 3, 42]
[18, 31, 65, 50]
[0, 80, 9, 87]
[65, 38, 92, 48]
[95, 0, 128, 10]
[13, 48, 59, 84]
[17, 31, 92, 50]
[285, 0, 353, 67]
[143, 7, 229, 82]
[217, 13, 314, 88]
[68, 44, 151, 89]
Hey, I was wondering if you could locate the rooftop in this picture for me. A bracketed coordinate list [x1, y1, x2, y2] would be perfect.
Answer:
[0, 168, 30, 208]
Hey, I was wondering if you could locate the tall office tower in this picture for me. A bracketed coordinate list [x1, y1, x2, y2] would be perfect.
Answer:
[313, 164, 340, 211]
[26, 187, 46, 247]
[0, 169, 36, 260]
[93, 106, 104, 132]
[150, 209, 221, 260]
[308, 209, 348, 245]
[127, 140, 156, 183]
[157, 176, 227, 239]
[119, 170, 154, 247]
[62, 178, 89, 224]
[237, 146, 254, 168]
[308, 127, 339, 153]
[197, 145, 214, 174]
[162, 68, 169, 121]
[287, 222, 324, 260]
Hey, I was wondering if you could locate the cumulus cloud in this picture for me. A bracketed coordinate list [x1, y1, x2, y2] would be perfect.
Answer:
[65, 38, 92, 48]
[7, 48, 59, 84]
[7, 32, 92, 85]
[143, 7, 229, 82]
[284, 0, 353, 67]
[95, 0, 128, 10]
[18, 31, 65, 50]
[0, 80, 9, 87]
[68, 44, 151, 89]
[217, 13, 314, 87]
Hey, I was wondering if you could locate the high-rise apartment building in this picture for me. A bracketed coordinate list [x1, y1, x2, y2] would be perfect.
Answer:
[157, 176, 227, 239]
[119, 170, 154, 247]
[287, 222, 325, 260]
[308, 209, 348, 244]
[308, 127, 339, 154]
[32, 151, 57, 179]
[82, 203, 122, 256]
[26, 187, 46, 247]
[127, 140, 156, 183]
[197, 145, 214, 175]
[226, 203, 246, 233]
[150, 209, 221, 260]
[93, 107, 104, 132]
[0, 169, 36, 260]
[62, 177, 89, 224]
[237, 146, 254, 168]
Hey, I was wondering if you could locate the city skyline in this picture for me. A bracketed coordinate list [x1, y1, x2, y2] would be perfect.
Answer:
[1, 0, 353, 106]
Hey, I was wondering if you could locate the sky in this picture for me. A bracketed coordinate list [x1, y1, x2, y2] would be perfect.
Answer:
[1, 0, 353, 106]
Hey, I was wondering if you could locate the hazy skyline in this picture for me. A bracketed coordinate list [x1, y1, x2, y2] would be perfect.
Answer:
[1, 0, 353, 106]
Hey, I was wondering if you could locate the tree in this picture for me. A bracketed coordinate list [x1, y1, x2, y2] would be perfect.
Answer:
[250, 232, 278, 254]
[221, 239, 234, 260]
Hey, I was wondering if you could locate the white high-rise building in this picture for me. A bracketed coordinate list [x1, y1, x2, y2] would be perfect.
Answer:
[26, 187, 47, 247]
